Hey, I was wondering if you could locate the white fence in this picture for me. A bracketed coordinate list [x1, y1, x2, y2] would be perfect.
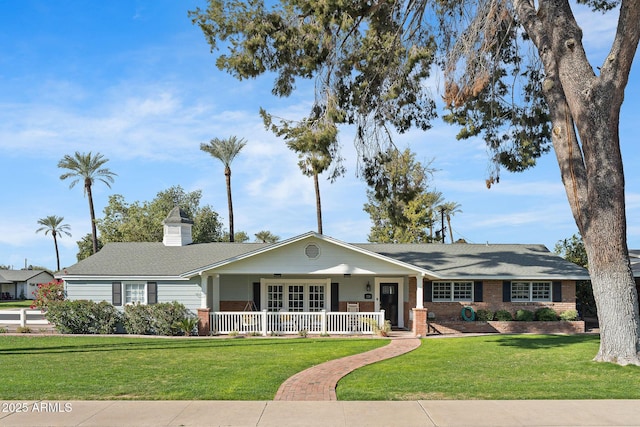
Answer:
[0, 309, 49, 328]
[210, 310, 386, 336]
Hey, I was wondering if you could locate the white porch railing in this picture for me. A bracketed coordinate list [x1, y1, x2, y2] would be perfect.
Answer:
[0, 309, 50, 327]
[210, 310, 385, 336]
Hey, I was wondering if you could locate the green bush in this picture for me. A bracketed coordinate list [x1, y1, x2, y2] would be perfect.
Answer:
[494, 309, 513, 321]
[150, 302, 192, 336]
[45, 300, 121, 334]
[559, 309, 579, 321]
[123, 301, 192, 336]
[123, 303, 154, 335]
[535, 307, 559, 321]
[475, 309, 494, 321]
[515, 309, 534, 321]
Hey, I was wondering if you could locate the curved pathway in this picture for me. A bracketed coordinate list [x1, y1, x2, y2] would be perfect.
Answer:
[274, 332, 421, 401]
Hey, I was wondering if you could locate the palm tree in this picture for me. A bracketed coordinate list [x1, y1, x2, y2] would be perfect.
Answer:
[440, 201, 463, 244]
[36, 215, 72, 271]
[200, 136, 247, 242]
[58, 152, 116, 254]
[255, 230, 280, 243]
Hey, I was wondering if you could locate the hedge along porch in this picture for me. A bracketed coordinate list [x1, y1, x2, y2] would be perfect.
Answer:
[59, 207, 590, 336]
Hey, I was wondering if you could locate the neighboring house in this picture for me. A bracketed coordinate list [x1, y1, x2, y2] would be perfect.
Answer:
[0, 269, 54, 300]
[58, 207, 589, 336]
[628, 250, 640, 297]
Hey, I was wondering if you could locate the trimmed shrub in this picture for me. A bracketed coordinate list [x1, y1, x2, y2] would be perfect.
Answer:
[46, 300, 121, 334]
[123, 301, 193, 336]
[494, 309, 513, 321]
[475, 309, 494, 321]
[515, 309, 534, 321]
[535, 307, 559, 321]
[559, 309, 579, 321]
[150, 302, 192, 336]
[123, 303, 154, 335]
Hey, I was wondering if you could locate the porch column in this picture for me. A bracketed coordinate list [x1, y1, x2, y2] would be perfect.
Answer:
[416, 273, 424, 309]
[211, 274, 220, 311]
[197, 308, 210, 336]
[199, 273, 209, 309]
[412, 308, 428, 337]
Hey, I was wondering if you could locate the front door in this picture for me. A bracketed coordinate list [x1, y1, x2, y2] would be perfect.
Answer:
[380, 283, 399, 327]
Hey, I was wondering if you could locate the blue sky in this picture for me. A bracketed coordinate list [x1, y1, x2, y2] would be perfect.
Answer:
[1, 1, 638, 272]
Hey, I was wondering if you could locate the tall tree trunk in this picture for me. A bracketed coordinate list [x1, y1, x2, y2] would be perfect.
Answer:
[314, 171, 323, 234]
[447, 214, 454, 244]
[514, 0, 640, 364]
[225, 167, 234, 242]
[85, 179, 98, 254]
[53, 231, 60, 271]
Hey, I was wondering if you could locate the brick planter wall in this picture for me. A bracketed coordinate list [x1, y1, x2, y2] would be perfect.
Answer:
[428, 320, 585, 335]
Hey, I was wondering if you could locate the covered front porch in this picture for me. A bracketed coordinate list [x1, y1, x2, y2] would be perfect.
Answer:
[194, 273, 430, 336]
[184, 235, 432, 336]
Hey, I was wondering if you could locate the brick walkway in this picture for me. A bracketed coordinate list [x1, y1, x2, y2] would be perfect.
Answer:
[274, 332, 421, 401]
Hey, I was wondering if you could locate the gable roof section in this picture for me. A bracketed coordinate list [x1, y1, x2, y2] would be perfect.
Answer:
[357, 243, 589, 280]
[180, 232, 431, 277]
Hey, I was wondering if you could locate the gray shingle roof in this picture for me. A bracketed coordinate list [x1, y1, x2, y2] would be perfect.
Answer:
[354, 243, 588, 279]
[0, 270, 51, 282]
[62, 242, 268, 277]
[61, 239, 588, 280]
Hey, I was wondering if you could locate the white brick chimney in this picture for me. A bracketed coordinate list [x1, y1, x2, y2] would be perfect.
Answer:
[162, 206, 194, 246]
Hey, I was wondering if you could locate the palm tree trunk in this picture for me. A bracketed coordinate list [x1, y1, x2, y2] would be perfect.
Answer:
[314, 172, 323, 234]
[85, 179, 98, 254]
[447, 214, 454, 244]
[53, 232, 61, 271]
[226, 167, 234, 242]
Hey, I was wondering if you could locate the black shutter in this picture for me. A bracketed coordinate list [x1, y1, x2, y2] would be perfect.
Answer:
[112, 282, 122, 306]
[147, 282, 157, 305]
[552, 281, 562, 302]
[331, 282, 339, 312]
[424, 281, 432, 302]
[253, 282, 261, 310]
[474, 281, 483, 302]
[503, 281, 511, 302]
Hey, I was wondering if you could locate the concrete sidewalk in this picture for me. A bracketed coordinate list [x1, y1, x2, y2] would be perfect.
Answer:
[1, 400, 639, 426]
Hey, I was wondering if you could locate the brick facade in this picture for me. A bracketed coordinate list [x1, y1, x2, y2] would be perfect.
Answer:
[409, 279, 577, 322]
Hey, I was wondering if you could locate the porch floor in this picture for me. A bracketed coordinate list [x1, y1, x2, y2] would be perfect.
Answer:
[274, 330, 420, 401]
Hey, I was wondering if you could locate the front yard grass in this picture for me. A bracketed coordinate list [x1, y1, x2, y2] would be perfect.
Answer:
[337, 334, 640, 400]
[2, 334, 638, 401]
[0, 300, 33, 309]
[0, 336, 386, 400]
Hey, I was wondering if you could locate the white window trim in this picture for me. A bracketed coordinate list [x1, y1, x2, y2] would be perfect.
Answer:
[511, 281, 552, 302]
[432, 281, 474, 302]
[261, 278, 330, 312]
[124, 281, 147, 305]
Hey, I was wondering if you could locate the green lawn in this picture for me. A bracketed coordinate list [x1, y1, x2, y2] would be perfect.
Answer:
[1, 334, 638, 401]
[337, 334, 640, 400]
[0, 300, 33, 309]
[0, 336, 387, 400]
